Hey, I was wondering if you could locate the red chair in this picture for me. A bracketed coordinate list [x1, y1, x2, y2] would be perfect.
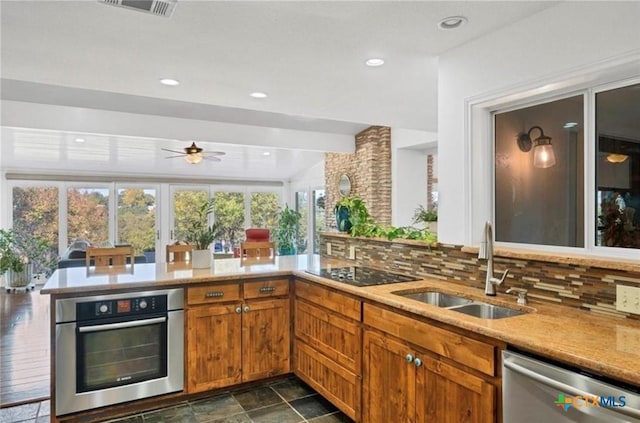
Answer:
[245, 228, 270, 242]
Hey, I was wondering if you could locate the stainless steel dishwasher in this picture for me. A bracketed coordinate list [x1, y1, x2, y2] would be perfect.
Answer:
[503, 350, 640, 422]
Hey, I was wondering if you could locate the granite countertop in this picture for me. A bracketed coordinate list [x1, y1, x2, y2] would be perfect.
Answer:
[42, 256, 640, 387]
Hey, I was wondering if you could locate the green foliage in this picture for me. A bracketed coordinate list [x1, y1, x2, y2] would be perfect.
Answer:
[335, 195, 372, 233]
[67, 188, 109, 244]
[117, 188, 156, 254]
[413, 204, 438, 223]
[185, 198, 222, 250]
[213, 192, 245, 250]
[275, 204, 302, 253]
[174, 190, 209, 242]
[0, 228, 58, 276]
[250, 192, 279, 236]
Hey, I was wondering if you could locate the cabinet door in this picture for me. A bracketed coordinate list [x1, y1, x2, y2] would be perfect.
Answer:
[186, 304, 242, 393]
[416, 357, 496, 423]
[241, 298, 291, 382]
[363, 330, 415, 423]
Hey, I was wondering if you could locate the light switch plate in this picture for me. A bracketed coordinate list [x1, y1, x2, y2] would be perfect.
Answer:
[616, 285, 640, 315]
[326, 242, 332, 256]
[348, 246, 356, 260]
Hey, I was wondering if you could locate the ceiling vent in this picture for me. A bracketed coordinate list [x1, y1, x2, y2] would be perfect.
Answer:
[99, 0, 177, 18]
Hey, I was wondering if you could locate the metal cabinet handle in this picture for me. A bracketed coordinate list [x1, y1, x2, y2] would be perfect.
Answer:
[259, 286, 276, 293]
[414, 358, 423, 368]
[243, 305, 250, 313]
[205, 292, 224, 298]
[235, 307, 242, 314]
[405, 354, 414, 363]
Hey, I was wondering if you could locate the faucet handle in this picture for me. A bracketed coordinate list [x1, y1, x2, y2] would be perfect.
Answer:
[490, 269, 509, 286]
[506, 287, 528, 305]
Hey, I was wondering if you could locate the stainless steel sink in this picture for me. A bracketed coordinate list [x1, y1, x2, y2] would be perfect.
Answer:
[448, 302, 526, 319]
[393, 291, 473, 308]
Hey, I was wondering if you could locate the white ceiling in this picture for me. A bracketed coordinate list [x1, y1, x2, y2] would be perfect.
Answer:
[0, 0, 561, 180]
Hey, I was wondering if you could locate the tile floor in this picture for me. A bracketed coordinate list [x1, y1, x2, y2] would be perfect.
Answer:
[0, 377, 354, 423]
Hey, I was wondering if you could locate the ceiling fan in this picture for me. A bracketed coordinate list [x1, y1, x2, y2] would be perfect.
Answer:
[162, 142, 226, 164]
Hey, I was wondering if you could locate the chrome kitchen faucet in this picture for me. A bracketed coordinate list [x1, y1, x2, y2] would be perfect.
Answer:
[478, 221, 509, 296]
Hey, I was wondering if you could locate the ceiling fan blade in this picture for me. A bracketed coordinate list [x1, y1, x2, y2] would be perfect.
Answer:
[202, 151, 226, 156]
[164, 154, 186, 159]
[203, 156, 222, 162]
[161, 148, 186, 154]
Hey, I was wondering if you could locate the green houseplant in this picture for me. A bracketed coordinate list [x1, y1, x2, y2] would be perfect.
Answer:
[185, 199, 221, 267]
[413, 204, 438, 223]
[275, 204, 301, 255]
[0, 228, 56, 289]
[334, 195, 371, 234]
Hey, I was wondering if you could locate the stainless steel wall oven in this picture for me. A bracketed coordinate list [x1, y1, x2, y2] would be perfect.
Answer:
[55, 288, 184, 416]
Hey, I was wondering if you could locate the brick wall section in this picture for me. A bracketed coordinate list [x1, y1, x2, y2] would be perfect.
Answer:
[320, 233, 640, 321]
[325, 126, 392, 229]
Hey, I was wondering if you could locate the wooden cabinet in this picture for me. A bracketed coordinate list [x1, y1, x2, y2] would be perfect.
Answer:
[294, 279, 362, 420]
[363, 303, 498, 423]
[186, 278, 290, 393]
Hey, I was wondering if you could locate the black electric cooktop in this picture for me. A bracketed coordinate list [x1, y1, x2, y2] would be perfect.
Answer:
[305, 266, 419, 287]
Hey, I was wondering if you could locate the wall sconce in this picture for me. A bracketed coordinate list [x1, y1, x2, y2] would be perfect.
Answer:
[517, 125, 556, 168]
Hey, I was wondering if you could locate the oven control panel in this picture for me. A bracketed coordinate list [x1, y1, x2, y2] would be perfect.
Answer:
[76, 294, 167, 321]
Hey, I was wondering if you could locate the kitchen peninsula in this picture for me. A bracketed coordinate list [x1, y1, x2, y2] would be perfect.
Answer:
[42, 254, 640, 422]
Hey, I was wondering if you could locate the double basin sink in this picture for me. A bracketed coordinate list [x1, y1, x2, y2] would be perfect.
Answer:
[394, 291, 526, 319]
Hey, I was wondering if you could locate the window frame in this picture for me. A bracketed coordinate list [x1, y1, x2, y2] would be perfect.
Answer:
[466, 64, 640, 260]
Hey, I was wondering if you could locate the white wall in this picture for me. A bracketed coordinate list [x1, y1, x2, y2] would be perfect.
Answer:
[391, 128, 437, 227]
[438, 1, 640, 246]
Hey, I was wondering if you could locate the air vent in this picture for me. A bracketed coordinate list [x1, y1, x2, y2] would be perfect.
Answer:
[98, 0, 177, 18]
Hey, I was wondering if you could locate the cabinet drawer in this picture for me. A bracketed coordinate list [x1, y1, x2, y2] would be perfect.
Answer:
[244, 278, 290, 299]
[295, 341, 359, 420]
[295, 300, 361, 373]
[364, 303, 496, 376]
[188, 283, 241, 305]
[295, 280, 361, 321]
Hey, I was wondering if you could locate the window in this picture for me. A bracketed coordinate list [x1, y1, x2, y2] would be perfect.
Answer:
[494, 95, 584, 247]
[67, 187, 110, 245]
[312, 189, 326, 254]
[250, 192, 279, 237]
[295, 191, 309, 254]
[492, 80, 639, 253]
[595, 83, 640, 249]
[171, 189, 208, 243]
[117, 187, 157, 257]
[213, 192, 245, 252]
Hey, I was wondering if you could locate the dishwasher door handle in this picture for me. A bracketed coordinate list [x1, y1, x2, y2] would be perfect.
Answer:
[504, 359, 640, 420]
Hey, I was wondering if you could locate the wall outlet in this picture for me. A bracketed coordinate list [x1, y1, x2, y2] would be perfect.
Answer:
[326, 242, 332, 256]
[616, 285, 640, 315]
[348, 246, 356, 260]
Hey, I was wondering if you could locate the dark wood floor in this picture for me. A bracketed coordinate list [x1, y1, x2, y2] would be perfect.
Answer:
[0, 285, 50, 407]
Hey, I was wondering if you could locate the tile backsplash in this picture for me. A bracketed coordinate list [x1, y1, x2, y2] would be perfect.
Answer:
[321, 233, 640, 321]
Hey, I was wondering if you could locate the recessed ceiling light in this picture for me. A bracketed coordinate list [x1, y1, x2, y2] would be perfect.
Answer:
[160, 78, 180, 86]
[563, 122, 578, 129]
[250, 92, 268, 99]
[75, 138, 85, 143]
[365, 58, 385, 67]
[263, 151, 271, 156]
[438, 16, 467, 30]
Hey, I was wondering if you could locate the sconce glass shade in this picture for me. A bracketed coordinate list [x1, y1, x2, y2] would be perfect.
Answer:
[533, 142, 556, 168]
[606, 153, 628, 163]
[184, 153, 203, 164]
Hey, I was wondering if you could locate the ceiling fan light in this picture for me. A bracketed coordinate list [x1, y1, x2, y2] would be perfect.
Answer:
[184, 153, 203, 164]
[606, 153, 628, 163]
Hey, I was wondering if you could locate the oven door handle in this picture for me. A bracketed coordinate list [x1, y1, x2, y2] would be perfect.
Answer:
[78, 316, 167, 333]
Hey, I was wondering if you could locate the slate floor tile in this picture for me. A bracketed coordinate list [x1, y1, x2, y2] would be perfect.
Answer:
[308, 411, 353, 422]
[289, 394, 338, 419]
[191, 394, 244, 422]
[208, 413, 252, 423]
[247, 403, 303, 423]
[270, 378, 315, 401]
[143, 404, 198, 423]
[232, 386, 283, 411]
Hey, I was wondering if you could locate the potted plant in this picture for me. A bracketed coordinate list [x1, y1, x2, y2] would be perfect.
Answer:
[186, 199, 221, 268]
[413, 204, 438, 233]
[0, 229, 29, 288]
[275, 204, 301, 255]
[334, 195, 371, 234]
